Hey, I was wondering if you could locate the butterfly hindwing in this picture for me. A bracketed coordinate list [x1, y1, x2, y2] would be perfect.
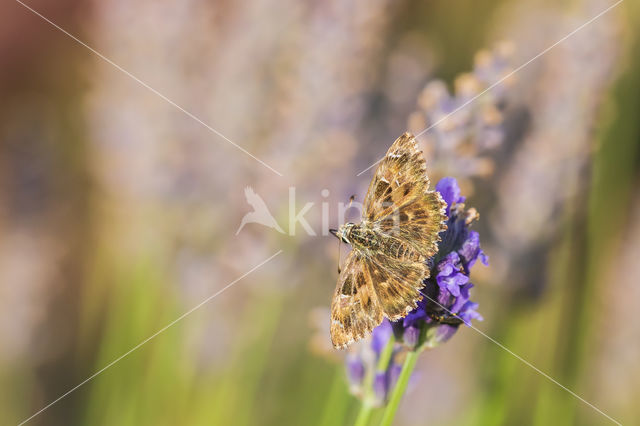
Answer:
[367, 251, 428, 320]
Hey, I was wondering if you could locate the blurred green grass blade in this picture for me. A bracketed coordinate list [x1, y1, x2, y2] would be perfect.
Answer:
[318, 368, 351, 426]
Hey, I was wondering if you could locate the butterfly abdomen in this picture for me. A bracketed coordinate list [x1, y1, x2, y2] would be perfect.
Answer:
[383, 238, 422, 262]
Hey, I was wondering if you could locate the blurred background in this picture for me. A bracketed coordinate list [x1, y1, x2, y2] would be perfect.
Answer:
[1, 0, 639, 425]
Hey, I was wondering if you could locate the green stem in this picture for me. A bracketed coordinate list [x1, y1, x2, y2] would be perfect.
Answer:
[376, 337, 395, 372]
[354, 403, 374, 426]
[353, 336, 396, 426]
[318, 368, 350, 426]
[380, 350, 419, 426]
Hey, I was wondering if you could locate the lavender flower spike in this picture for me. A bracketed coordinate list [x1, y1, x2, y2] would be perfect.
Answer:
[392, 176, 486, 350]
[343, 177, 487, 406]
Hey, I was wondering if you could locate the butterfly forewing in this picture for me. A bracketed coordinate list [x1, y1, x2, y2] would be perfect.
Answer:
[364, 132, 447, 262]
[363, 133, 431, 222]
[374, 192, 447, 260]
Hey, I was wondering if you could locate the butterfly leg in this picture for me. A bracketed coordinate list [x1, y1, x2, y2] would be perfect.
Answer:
[428, 311, 465, 326]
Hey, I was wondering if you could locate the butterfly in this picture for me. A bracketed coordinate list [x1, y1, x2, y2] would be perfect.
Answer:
[329, 132, 447, 349]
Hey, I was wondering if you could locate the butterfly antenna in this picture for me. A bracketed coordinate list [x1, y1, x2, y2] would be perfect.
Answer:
[337, 236, 342, 274]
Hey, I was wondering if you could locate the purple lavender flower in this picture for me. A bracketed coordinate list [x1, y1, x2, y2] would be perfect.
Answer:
[343, 319, 406, 406]
[408, 42, 513, 184]
[371, 318, 393, 354]
[346, 355, 365, 389]
[435, 252, 469, 297]
[394, 176, 486, 349]
[372, 363, 403, 406]
[435, 177, 465, 216]
[372, 372, 388, 403]
[459, 230, 489, 271]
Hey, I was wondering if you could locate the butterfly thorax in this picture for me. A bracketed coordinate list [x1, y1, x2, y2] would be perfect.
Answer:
[336, 222, 422, 262]
[336, 222, 380, 252]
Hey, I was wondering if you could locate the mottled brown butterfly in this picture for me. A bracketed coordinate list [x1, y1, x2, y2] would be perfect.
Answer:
[329, 132, 447, 349]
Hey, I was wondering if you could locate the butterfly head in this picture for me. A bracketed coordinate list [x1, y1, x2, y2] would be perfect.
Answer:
[330, 223, 355, 244]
